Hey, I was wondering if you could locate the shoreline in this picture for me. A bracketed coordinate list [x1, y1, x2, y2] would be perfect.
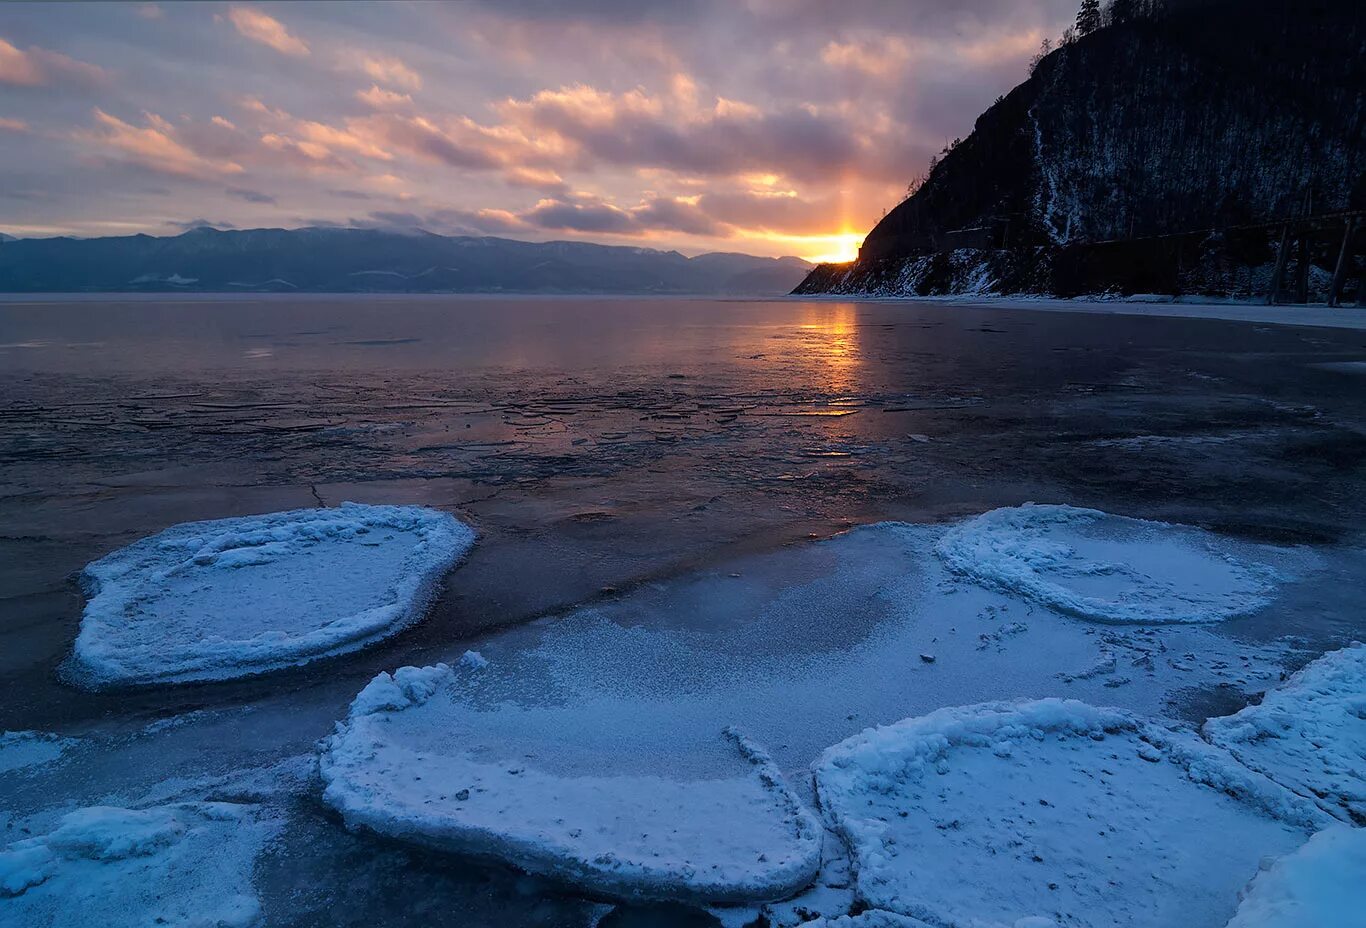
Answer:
[792, 292, 1366, 331]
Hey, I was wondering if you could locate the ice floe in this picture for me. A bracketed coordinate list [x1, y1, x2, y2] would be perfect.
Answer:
[795, 912, 933, 928]
[1224, 825, 1366, 928]
[814, 699, 1328, 928]
[0, 801, 279, 928]
[0, 731, 76, 775]
[320, 661, 822, 905]
[68, 502, 475, 688]
[1205, 643, 1366, 823]
[935, 504, 1282, 624]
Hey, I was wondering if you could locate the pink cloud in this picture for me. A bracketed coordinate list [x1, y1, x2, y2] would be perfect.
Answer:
[81, 109, 244, 178]
[0, 36, 106, 87]
[359, 55, 421, 91]
[227, 6, 309, 57]
[356, 84, 413, 110]
[0, 116, 29, 133]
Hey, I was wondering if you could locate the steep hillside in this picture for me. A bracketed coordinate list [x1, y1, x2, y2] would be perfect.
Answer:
[797, 0, 1366, 298]
[0, 227, 811, 295]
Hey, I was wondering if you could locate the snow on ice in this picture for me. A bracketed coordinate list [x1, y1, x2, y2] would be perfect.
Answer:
[320, 661, 822, 905]
[1205, 643, 1366, 824]
[0, 731, 76, 775]
[68, 503, 475, 687]
[814, 699, 1329, 928]
[1224, 825, 1366, 928]
[935, 504, 1283, 624]
[794, 912, 934, 928]
[0, 802, 279, 928]
[307, 510, 1319, 911]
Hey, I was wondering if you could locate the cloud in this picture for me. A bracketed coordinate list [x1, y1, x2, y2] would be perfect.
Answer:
[492, 82, 906, 183]
[227, 186, 276, 204]
[167, 217, 236, 231]
[80, 109, 245, 178]
[0, 117, 30, 133]
[227, 6, 309, 57]
[820, 36, 910, 78]
[359, 55, 421, 90]
[356, 84, 413, 110]
[0, 36, 106, 87]
[136, 4, 164, 20]
[354, 113, 503, 170]
[364, 207, 526, 235]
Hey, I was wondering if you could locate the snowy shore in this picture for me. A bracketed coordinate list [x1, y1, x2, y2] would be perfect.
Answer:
[796, 293, 1366, 333]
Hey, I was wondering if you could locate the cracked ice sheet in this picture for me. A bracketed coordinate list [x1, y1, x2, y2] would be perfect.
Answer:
[68, 502, 475, 688]
[0, 732, 77, 775]
[320, 661, 822, 905]
[1224, 825, 1366, 928]
[0, 801, 281, 928]
[436, 521, 1308, 779]
[814, 700, 1330, 928]
[319, 515, 1320, 909]
[1205, 643, 1366, 823]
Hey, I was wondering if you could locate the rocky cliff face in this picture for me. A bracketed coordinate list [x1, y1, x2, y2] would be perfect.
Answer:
[796, 0, 1366, 297]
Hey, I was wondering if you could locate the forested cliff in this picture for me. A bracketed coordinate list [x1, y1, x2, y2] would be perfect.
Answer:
[796, 0, 1366, 298]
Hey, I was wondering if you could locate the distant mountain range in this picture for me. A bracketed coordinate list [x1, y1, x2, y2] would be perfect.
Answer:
[0, 227, 813, 295]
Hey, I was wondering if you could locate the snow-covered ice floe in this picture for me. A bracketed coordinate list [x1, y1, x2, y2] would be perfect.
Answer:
[936, 504, 1280, 624]
[0, 802, 279, 928]
[1205, 643, 1366, 824]
[68, 503, 475, 688]
[794, 913, 934, 928]
[0, 731, 77, 775]
[1224, 825, 1366, 928]
[814, 699, 1329, 928]
[320, 660, 822, 905]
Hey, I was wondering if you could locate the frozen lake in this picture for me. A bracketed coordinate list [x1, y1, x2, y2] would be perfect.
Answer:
[3, 296, 1366, 926]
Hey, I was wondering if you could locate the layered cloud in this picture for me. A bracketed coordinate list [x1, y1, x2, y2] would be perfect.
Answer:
[0, 0, 1077, 256]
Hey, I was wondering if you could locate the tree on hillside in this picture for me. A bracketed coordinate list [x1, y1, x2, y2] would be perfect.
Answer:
[1076, 0, 1102, 35]
[1107, 0, 1136, 24]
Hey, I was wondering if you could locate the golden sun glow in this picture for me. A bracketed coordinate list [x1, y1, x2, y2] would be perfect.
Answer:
[800, 232, 863, 264]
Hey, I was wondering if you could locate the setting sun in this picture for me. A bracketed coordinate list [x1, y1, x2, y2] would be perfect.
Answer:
[799, 232, 864, 264]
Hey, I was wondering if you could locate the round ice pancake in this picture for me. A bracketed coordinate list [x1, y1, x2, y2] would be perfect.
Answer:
[935, 504, 1280, 624]
[69, 503, 475, 688]
[319, 661, 822, 905]
[814, 699, 1329, 928]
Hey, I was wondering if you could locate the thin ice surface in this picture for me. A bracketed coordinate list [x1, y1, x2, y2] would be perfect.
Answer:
[0, 801, 279, 928]
[936, 504, 1281, 624]
[320, 660, 822, 905]
[0, 731, 76, 775]
[70, 502, 475, 688]
[1224, 825, 1366, 928]
[814, 699, 1327, 928]
[1205, 643, 1366, 823]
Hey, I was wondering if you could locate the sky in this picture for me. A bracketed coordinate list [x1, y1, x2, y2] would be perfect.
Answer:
[0, 1, 1076, 261]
